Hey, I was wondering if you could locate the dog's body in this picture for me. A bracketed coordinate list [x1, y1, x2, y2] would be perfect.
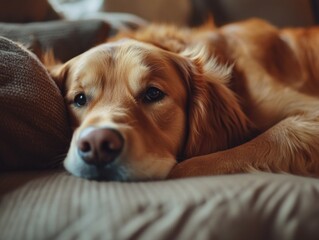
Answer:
[49, 19, 319, 180]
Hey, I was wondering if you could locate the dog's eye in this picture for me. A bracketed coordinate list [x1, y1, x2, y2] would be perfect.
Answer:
[74, 93, 87, 107]
[143, 87, 165, 103]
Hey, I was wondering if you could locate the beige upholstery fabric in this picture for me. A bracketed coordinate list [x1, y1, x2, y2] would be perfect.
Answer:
[0, 171, 318, 240]
[0, 37, 71, 170]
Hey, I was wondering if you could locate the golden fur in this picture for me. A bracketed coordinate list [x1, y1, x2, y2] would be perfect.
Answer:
[49, 19, 319, 180]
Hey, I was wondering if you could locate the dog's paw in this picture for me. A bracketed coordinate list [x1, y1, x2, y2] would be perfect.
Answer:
[167, 155, 219, 179]
[167, 151, 243, 179]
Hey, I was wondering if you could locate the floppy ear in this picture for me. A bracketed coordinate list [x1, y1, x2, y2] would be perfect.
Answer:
[173, 46, 253, 159]
[42, 51, 69, 92]
[47, 63, 69, 92]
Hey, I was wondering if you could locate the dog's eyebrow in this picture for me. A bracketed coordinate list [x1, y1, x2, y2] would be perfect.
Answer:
[143, 55, 171, 80]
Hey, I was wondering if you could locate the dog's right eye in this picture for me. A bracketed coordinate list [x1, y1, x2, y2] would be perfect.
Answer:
[74, 93, 87, 107]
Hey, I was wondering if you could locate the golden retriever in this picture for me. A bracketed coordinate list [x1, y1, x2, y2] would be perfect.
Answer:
[49, 19, 319, 180]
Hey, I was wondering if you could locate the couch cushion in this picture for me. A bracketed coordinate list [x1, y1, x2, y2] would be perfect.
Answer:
[0, 20, 110, 62]
[0, 37, 71, 170]
[0, 171, 318, 240]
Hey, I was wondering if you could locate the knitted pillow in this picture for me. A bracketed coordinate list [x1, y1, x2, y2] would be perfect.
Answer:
[0, 37, 71, 170]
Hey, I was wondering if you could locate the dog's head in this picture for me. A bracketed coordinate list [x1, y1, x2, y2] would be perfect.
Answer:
[50, 38, 250, 181]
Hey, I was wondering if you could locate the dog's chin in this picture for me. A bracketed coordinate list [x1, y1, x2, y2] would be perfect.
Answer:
[63, 157, 129, 181]
[63, 151, 176, 181]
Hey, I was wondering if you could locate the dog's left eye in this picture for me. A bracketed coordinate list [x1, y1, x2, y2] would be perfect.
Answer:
[143, 87, 165, 103]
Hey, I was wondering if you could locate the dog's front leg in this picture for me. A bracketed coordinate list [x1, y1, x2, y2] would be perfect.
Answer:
[168, 115, 319, 179]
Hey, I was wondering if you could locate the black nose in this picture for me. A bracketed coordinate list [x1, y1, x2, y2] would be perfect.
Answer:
[77, 128, 124, 166]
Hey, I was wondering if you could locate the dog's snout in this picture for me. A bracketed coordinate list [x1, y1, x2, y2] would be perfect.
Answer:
[77, 128, 124, 166]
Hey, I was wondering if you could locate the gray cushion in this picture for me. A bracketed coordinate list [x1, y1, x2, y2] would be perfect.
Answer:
[0, 20, 110, 62]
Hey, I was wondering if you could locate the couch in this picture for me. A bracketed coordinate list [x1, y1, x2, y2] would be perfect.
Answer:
[1, 170, 319, 240]
[1, 1, 319, 239]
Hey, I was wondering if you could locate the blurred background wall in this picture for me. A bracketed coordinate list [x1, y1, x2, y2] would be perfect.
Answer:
[4, 0, 315, 27]
[103, 0, 316, 27]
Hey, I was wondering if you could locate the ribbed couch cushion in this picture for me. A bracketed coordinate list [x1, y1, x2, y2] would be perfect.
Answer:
[0, 171, 318, 240]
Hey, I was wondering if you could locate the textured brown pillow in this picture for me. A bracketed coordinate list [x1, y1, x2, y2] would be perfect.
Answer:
[0, 37, 71, 170]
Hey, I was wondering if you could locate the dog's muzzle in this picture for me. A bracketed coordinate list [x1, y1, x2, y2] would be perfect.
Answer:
[77, 127, 124, 166]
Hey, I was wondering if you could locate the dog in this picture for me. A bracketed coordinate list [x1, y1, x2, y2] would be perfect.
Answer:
[48, 19, 319, 181]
